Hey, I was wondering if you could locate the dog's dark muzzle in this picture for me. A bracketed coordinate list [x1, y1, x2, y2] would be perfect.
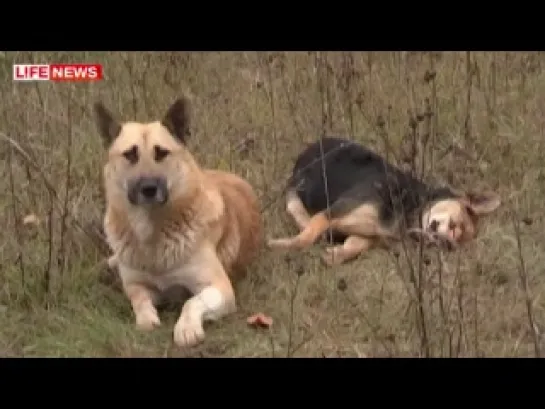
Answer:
[127, 176, 169, 206]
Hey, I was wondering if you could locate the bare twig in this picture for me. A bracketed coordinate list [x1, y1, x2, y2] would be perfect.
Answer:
[464, 51, 473, 144]
[286, 272, 301, 358]
[511, 209, 541, 357]
[342, 290, 395, 356]
[263, 53, 281, 187]
[44, 196, 54, 301]
[6, 143, 26, 290]
[279, 56, 304, 142]
[0, 133, 109, 256]
[58, 87, 74, 292]
[341, 52, 356, 138]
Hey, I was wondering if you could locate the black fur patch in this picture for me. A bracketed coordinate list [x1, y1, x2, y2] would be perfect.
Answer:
[288, 137, 458, 240]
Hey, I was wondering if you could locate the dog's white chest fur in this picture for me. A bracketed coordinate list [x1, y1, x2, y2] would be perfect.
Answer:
[105, 210, 203, 277]
[128, 210, 156, 243]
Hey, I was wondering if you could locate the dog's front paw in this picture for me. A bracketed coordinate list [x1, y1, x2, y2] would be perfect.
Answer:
[107, 255, 119, 269]
[173, 314, 205, 348]
[267, 237, 295, 249]
[135, 308, 161, 331]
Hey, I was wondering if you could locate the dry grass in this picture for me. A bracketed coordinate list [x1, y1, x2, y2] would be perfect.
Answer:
[0, 51, 544, 357]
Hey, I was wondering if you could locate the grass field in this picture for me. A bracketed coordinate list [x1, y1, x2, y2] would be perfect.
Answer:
[0, 51, 544, 357]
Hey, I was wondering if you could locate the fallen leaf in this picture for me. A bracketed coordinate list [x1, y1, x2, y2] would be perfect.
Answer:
[22, 214, 39, 227]
[247, 313, 273, 329]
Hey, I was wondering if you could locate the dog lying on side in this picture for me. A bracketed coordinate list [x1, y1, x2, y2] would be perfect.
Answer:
[268, 137, 501, 265]
[93, 96, 263, 348]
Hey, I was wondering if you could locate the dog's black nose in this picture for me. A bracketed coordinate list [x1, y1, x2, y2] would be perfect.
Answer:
[141, 183, 158, 198]
[128, 176, 168, 205]
[429, 220, 439, 232]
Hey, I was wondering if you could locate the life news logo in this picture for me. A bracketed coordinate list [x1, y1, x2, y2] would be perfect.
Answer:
[13, 63, 103, 82]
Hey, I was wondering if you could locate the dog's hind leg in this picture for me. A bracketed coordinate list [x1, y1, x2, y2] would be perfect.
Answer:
[268, 200, 392, 252]
[321, 235, 373, 266]
[286, 189, 311, 231]
[268, 211, 331, 250]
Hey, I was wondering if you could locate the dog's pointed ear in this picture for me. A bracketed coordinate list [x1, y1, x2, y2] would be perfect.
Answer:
[93, 102, 121, 146]
[161, 96, 191, 144]
[464, 190, 501, 215]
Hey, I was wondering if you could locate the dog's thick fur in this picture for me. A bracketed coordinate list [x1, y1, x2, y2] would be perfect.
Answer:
[268, 137, 501, 266]
[93, 96, 263, 348]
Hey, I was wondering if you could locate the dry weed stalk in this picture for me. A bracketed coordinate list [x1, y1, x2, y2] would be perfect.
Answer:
[278, 55, 304, 141]
[262, 52, 303, 356]
[262, 52, 281, 187]
[0, 134, 109, 259]
[57, 87, 74, 296]
[339, 283, 395, 356]
[44, 194, 54, 300]
[464, 51, 473, 145]
[122, 53, 140, 118]
[425, 53, 438, 172]
[315, 52, 335, 240]
[511, 209, 541, 357]
[341, 52, 356, 138]
[6, 141, 26, 291]
[286, 263, 303, 358]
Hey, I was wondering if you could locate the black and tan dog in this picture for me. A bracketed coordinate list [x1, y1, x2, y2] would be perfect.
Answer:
[268, 137, 501, 265]
[93, 96, 263, 348]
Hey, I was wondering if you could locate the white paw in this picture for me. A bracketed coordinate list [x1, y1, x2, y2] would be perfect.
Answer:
[173, 314, 205, 348]
[321, 247, 345, 266]
[267, 237, 294, 249]
[135, 308, 161, 331]
[107, 255, 118, 269]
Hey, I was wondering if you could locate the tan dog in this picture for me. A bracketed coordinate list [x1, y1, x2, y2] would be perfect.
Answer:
[93, 96, 263, 348]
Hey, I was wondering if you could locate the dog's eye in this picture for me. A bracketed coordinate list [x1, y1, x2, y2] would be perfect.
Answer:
[122, 145, 139, 164]
[154, 145, 170, 162]
[448, 220, 456, 230]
